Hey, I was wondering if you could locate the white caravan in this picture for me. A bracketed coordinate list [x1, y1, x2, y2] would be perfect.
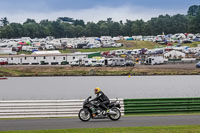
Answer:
[145, 56, 164, 65]
[84, 58, 105, 67]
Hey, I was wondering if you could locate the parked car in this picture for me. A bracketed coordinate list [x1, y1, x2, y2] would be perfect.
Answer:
[125, 60, 135, 66]
[195, 52, 200, 56]
[183, 39, 193, 43]
[196, 61, 200, 68]
[193, 37, 200, 42]
[0, 58, 8, 65]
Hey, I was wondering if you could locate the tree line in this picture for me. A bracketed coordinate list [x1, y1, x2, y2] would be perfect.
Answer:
[0, 5, 200, 39]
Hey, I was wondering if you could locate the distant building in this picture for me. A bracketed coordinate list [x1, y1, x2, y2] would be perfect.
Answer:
[0, 52, 100, 65]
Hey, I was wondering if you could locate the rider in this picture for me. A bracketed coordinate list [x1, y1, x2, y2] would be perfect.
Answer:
[92, 87, 110, 113]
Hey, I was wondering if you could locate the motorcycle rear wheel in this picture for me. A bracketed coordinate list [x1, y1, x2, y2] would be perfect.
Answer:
[108, 108, 121, 121]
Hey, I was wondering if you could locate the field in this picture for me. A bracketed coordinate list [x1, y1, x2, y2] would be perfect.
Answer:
[59, 41, 200, 53]
[1, 125, 200, 133]
[10, 41, 198, 54]
[13, 41, 200, 55]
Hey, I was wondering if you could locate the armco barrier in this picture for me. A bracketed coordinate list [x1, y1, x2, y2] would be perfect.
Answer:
[124, 97, 200, 115]
[2, 97, 199, 118]
[0, 99, 124, 118]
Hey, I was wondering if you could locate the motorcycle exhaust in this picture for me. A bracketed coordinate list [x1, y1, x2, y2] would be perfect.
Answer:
[107, 110, 117, 115]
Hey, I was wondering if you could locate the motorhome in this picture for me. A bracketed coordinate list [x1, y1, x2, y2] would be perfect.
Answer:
[154, 35, 165, 42]
[84, 57, 105, 67]
[22, 46, 38, 52]
[146, 48, 164, 55]
[45, 44, 55, 50]
[145, 56, 164, 65]
[131, 49, 141, 55]
[107, 58, 126, 66]
[110, 49, 126, 56]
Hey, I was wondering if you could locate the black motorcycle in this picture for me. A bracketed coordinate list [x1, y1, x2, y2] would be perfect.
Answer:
[78, 96, 121, 122]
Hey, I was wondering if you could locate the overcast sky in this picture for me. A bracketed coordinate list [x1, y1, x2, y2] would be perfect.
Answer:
[0, 0, 199, 23]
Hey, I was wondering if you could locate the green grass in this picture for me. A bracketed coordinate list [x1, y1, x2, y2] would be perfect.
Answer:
[0, 112, 200, 120]
[0, 66, 200, 77]
[1, 125, 200, 133]
[59, 49, 74, 53]
[58, 41, 168, 53]
[60, 47, 123, 53]
[17, 41, 166, 54]
[17, 51, 32, 55]
[124, 112, 200, 117]
[78, 47, 123, 52]
[182, 41, 200, 47]
[117, 40, 165, 49]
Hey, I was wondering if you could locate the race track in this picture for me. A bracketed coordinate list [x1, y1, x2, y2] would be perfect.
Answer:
[0, 115, 200, 131]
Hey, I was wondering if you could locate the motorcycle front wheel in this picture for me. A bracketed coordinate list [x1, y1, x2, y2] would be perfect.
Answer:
[108, 108, 121, 121]
[78, 108, 91, 122]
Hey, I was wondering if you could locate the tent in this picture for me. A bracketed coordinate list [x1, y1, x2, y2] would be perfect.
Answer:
[164, 50, 185, 59]
[18, 42, 27, 45]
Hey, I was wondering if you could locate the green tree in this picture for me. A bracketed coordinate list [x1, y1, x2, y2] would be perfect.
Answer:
[85, 22, 100, 37]
[62, 23, 76, 38]
[23, 18, 37, 24]
[9, 23, 23, 38]
[0, 17, 9, 27]
[131, 20, 145, 35]
[110, 22, 121, 36]
[122, 19, 133, 36]
[74, 25, 84, 37]
[188, 5, 200, 16]
[74, 19, 85, 27]
[23, 23, 40, 38]
[99, 22, 109, 36]
[0, 25, 14, 38]
[171, 14, 189, 33]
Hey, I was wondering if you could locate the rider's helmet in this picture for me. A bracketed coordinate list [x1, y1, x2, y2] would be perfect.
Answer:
[94, 87, 101, 94]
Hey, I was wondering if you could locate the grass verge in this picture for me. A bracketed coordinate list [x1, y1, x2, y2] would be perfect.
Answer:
[0, 66, 200, 77]
[1, 125, 200, 133]
[1, 113, 200, 120]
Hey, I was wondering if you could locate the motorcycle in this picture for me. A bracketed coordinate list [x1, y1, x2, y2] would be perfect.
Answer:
[78, 96, 121, 122]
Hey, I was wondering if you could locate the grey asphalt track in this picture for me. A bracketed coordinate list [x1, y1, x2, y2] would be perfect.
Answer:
[0, 115, 200, 131]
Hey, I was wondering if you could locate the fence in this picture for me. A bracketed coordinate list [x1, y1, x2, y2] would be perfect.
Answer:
[0, 99, 124, 118]
[124, 97, 200, 115]
[1, 97, 200, 118]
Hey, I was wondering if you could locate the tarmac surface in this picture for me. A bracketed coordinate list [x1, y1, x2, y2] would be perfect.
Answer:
[0, 115, 200, 131]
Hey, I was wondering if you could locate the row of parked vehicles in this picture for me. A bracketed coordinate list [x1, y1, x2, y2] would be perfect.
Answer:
[69, 57, 135, 67]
